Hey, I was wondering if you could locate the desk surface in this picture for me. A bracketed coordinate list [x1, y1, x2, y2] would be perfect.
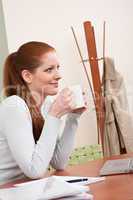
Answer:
[1, 153, 133, 200]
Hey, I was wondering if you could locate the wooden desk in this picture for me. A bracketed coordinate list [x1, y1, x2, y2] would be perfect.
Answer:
[1, 153, 133, 200]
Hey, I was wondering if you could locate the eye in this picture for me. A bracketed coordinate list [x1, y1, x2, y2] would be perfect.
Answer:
[44, 65, 61, 73]
[57, 65, 60, 69]
[44, 67, 54, 73]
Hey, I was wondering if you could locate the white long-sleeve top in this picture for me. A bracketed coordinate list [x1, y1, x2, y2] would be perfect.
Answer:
[0, 95, 80, 185]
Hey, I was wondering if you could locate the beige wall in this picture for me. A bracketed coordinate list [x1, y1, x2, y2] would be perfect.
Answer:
[0, 0, 8, 89]
[2, 0, 133, 147]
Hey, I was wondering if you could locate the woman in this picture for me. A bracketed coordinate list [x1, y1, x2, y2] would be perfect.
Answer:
[0, 41, 87, 185]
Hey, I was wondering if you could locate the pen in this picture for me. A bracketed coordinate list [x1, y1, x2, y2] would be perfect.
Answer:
[66, 178, 88, 183]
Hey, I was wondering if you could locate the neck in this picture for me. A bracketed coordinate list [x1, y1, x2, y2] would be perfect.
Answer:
[27, 85, 46, 109]
[32, 92, 46, 109]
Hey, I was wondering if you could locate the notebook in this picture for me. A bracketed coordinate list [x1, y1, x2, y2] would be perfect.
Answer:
[99, 158, 133, 176]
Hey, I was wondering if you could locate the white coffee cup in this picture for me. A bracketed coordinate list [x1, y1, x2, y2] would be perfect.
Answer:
[69, 84, 85, 109]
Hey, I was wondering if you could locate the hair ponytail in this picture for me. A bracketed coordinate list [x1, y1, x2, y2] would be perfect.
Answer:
[3, 52, 19, 96]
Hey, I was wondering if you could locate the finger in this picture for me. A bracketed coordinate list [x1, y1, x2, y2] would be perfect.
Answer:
[60, 89, 72, 99]
[72, 106, 87, 114]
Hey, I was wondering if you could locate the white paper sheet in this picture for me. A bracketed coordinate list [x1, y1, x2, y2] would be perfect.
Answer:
[0, 176, 93, 200]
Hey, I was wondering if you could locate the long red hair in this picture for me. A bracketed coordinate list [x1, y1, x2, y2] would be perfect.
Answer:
[3, 41, 55, 142]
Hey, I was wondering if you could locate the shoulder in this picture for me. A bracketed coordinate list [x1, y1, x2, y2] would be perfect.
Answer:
[0, 95, 32, 126]
[0, 95, 30, 115]
[1, 95, 26, 108]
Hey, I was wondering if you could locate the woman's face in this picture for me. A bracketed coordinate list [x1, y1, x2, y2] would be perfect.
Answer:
[26, 51, 62, 99]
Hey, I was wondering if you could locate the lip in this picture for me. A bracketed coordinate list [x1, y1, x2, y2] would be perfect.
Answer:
[50, 83, 59, 87]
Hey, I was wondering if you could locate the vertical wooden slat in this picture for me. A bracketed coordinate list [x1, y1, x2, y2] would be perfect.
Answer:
[83, 21, 105, 151]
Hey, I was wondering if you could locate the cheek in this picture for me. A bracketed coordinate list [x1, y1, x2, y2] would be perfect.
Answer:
[38, 75, 53, 89]
[37, 73, 51, 83]
[33, 72, 56, 91]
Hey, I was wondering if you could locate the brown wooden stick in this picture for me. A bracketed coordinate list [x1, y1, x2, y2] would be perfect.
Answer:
[84, 21, 105, 151]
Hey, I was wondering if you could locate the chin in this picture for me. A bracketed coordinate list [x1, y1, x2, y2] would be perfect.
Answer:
[49, 89, 58, 96]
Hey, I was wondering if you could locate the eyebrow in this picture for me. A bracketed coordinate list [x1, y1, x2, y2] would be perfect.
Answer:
[45, 65, 54, 68]
[42, 64, 60, 70]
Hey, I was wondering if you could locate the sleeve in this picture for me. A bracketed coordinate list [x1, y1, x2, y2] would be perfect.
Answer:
[50, 113, 80, 169]
[2, 97, 62, 179]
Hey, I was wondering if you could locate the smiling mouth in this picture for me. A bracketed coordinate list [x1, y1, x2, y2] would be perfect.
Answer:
[50, 83, 59, 87]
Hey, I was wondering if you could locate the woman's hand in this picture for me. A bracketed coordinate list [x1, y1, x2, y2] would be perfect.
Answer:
[49, 88, 76, 118]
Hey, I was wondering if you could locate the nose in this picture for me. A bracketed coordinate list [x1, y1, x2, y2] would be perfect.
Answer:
[54, 70, 62, 80]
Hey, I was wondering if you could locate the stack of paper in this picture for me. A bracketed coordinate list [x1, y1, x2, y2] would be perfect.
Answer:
[15, 175, 105, 187]
[0, 176, 94, 200]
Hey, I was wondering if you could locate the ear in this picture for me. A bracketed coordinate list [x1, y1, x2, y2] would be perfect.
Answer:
[21, 70, 33, 84]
